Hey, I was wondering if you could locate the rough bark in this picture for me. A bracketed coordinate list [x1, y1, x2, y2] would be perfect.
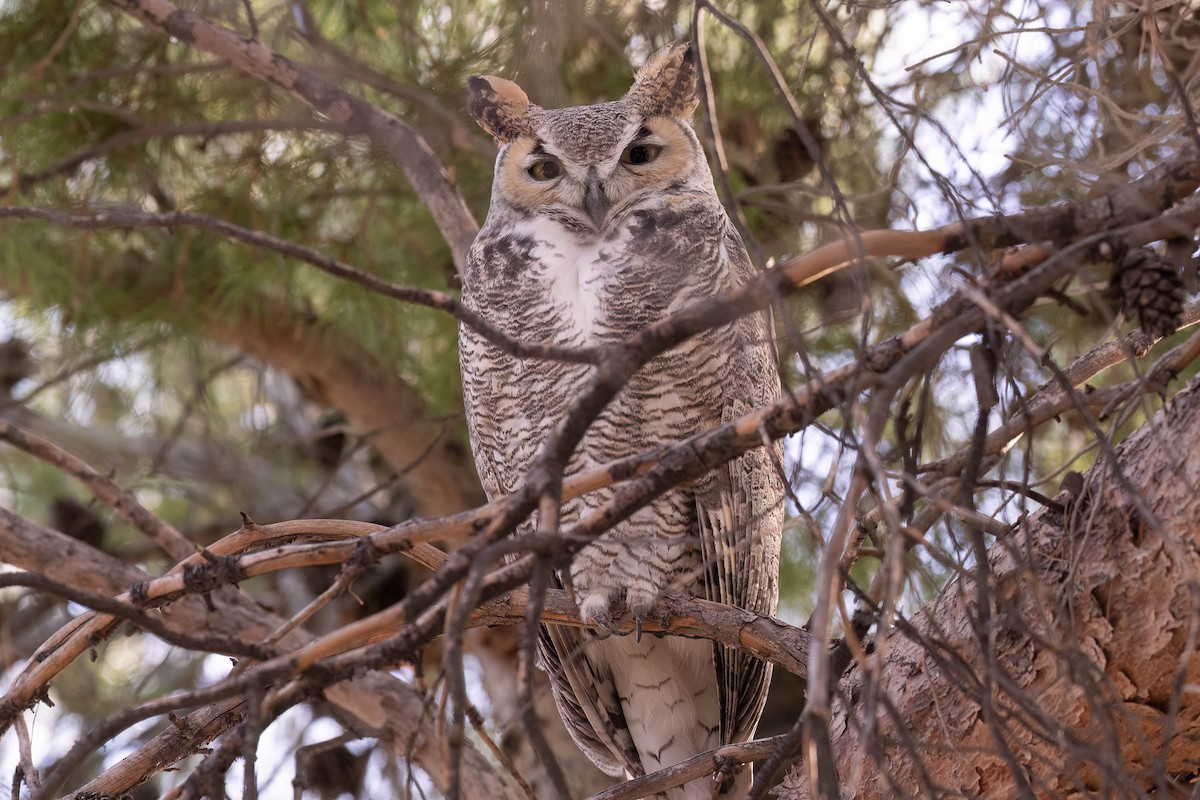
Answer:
[780, 374, 1200, 798]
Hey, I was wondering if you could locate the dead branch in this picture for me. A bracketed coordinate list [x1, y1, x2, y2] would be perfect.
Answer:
[584, 735, 788, 800]
[922, 303, 1200, 479]
[0, 468, 814, 800]
[0, 515, 513, 800]
[0, 420, 196, 561]
[1, 505, 810, 726]
[0, 570, 270, 660]
[478, 588, 811, 677]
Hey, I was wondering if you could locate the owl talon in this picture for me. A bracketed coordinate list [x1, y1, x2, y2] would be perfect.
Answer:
[712, 756, 738, 796]
[634, 614, 644, 643]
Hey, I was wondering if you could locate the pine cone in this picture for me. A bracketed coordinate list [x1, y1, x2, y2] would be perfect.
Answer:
[1110, 246, 1184, 339]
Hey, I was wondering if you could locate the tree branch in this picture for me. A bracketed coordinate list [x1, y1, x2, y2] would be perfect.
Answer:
[0, 206, 601, 365]
[0, 419, 196, 561]
[584, 735, 788, 800]
[102, 0, 479, 270]
[0, 516, 513, 800]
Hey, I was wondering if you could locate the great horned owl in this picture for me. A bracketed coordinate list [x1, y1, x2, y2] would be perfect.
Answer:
[460, 43, 784, 799]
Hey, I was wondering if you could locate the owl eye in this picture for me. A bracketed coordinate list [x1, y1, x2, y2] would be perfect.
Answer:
[620, 142, 663, 166]
[527, 158, 562, 181]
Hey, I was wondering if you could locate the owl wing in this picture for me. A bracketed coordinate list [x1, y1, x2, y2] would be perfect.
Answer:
[695, 417, 784, 743]
[458, 335, 513, 509]
[695, 226, 785, 745]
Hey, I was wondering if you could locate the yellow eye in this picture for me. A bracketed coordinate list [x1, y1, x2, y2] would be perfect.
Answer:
[621, 142, 662, 166]
[527, 158, 562, 181]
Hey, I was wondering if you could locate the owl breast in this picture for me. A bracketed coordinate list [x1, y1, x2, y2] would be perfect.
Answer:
[470, 204, 710, 347]
[461, 196, 748, 512]
[460, 198, 739, 500]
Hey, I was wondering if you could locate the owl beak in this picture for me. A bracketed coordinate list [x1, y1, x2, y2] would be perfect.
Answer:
[584, 173, 611, 228]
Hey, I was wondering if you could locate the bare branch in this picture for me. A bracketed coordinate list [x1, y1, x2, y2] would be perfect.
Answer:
[0, 420, 196, 561]
[778, 371, 1200, 799]
[584, 736, 788, 800]
[0, 570, 271, 659]
[0, 515, 511, 799]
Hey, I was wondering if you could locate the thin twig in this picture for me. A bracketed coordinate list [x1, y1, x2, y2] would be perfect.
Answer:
[0, 206, 601, 365]
[0, 420, 196, 561]
[104, 0, 480, 269]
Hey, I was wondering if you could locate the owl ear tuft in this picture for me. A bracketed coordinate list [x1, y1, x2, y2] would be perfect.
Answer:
[624, 41, 698, 119]
[468, 76, 535, 143]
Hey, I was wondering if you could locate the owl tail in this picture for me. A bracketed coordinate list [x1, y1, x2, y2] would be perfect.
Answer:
[598, 634, 724, 800]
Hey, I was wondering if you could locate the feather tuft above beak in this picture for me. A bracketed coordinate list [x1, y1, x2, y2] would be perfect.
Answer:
[584, 172, 610, 228]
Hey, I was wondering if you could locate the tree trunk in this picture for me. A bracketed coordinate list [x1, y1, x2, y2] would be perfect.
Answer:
[781, 375, 1200, 798]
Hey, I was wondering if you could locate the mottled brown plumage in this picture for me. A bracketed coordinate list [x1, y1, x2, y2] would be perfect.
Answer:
[460, 42, 784, 799]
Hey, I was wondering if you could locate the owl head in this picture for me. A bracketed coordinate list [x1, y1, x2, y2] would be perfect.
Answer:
[467, 43, 711, 232]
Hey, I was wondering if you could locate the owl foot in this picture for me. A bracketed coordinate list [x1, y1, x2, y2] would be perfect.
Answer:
[713, 756, 739, 795]
[579, 587, 673, 641]
[579, 591, 618, 635]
